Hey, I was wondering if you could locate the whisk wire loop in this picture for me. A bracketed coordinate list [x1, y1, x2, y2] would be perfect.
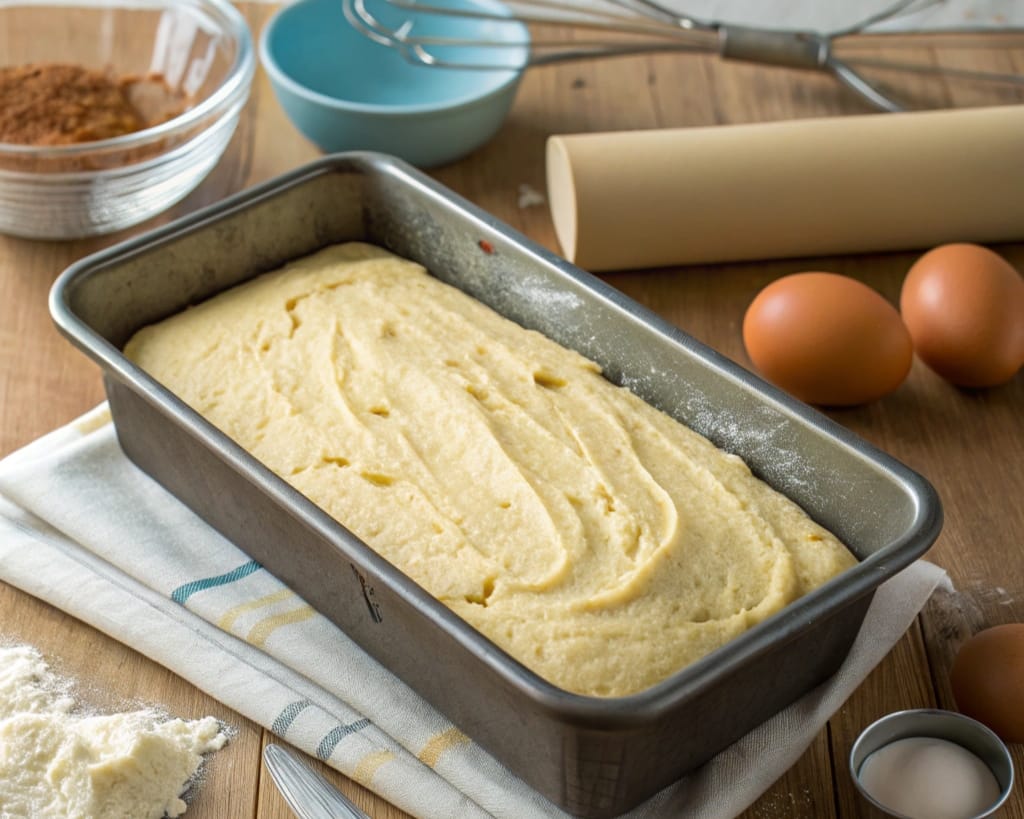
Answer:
[342, 0, 1024, 111]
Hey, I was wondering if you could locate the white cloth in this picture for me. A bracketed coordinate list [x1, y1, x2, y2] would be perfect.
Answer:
[0, 405, 946, 819]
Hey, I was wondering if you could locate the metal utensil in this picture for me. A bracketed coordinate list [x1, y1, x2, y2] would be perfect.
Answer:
[264, 744, 372, 819]
[343, 0, 1024, 112]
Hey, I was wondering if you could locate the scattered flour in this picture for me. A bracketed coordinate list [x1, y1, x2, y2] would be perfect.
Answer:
[0, 644, 228, 819]
[516, 183, 546, 209]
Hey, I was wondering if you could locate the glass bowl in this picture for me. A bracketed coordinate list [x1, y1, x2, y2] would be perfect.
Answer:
[0, 0, 254, 239]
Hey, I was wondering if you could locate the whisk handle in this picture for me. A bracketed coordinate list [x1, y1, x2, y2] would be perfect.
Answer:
[718, 25, 828, 70]
[717, 25, 905, 111]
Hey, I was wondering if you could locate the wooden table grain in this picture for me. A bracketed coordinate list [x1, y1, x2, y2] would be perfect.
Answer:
[1, 7, 1022, 817]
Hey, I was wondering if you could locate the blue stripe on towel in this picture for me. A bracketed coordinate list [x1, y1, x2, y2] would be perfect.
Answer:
[170, 559, 263, 604]
[316, 718, 371, 760]
[272, 699, 312, 737]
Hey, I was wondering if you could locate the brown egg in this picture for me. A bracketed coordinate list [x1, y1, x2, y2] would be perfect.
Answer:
[900, 244, 1024, 387]
[742, 272, 913, 406]
[951, 624, 1024, 743]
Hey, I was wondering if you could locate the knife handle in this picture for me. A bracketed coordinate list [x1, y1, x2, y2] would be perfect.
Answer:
[264, 743, 373, 819]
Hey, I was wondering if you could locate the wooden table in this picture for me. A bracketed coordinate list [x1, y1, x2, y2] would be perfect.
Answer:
[1, 7, 1021, 817]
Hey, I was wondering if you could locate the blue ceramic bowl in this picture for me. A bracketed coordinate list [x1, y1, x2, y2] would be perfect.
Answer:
[259, 0, 528, 168]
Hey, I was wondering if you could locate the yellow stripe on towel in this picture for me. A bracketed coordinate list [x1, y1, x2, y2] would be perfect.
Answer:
[74, 406, 112, 434]
[217, 588, 296, 631]
[247, 605, 316, 648]
[417, 728, 470, 768]
[351, 750, 394, 786]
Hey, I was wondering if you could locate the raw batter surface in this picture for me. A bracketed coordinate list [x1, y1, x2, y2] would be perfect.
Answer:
[125, 243, 857, 697]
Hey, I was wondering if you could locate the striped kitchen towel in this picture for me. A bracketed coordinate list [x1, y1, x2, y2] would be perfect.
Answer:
[0, 404, 946, 819]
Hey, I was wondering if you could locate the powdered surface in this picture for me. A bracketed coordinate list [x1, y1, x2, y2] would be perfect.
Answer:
[0, 644, 227, 819]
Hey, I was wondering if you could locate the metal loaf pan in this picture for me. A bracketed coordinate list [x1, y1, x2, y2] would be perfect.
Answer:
[50, 154, 942, 818]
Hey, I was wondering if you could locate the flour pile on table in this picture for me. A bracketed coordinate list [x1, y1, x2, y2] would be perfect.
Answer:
[0, 644, 228, 819]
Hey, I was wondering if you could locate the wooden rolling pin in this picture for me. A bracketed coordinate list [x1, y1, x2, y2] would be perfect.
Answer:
[546, 105, 1024, 271]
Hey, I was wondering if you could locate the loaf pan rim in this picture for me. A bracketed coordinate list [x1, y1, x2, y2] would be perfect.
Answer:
[49, 151, 943, 725]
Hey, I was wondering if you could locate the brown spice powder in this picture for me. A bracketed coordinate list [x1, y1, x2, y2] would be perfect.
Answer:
[0, 63, 181, 146]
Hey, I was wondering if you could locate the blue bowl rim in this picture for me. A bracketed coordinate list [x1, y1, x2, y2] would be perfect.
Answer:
[258, 0, 528, 116]
[0, 0, 255, 156]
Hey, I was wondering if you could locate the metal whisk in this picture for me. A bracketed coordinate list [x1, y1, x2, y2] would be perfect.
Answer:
[343, 0, 1024, 112]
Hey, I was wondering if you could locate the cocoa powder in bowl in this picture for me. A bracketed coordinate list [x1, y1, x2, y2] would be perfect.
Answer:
[0, 62, 188, 171]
